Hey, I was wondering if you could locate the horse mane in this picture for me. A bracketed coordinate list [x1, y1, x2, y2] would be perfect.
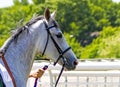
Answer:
[13, 15, 44, 41]
[0, 15, 44, 54]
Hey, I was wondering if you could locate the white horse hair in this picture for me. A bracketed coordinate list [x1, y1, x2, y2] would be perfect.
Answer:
[0, 8, 78, 87]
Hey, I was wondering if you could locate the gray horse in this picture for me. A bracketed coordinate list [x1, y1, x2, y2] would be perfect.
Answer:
[0, 8, 78, 87]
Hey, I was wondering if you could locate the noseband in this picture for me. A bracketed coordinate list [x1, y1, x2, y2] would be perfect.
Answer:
[42, 20, 71, 87]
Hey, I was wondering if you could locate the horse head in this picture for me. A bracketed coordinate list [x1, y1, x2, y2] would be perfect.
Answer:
[37, 8, 78, 70]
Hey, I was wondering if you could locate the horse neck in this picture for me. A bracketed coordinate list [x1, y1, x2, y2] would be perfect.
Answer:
[0, 21, 44, 87]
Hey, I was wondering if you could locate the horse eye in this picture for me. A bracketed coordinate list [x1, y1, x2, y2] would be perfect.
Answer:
[56, 32, 62, 38]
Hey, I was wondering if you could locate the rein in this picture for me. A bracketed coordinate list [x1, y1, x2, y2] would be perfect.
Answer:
[0, 52, 17, 87]
[34, 20, 71, 87]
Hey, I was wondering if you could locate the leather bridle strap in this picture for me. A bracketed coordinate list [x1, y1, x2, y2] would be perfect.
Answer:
[45, 24, 71, 66]
[54, 62, 65, 87]
[0, 53, 17, 87]
[42, 20, 71, 87]
[53, 47, 71, 66]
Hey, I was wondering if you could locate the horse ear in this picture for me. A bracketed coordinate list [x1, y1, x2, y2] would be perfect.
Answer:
[44, 8, 50, 21]
[51, 10, 56, 19]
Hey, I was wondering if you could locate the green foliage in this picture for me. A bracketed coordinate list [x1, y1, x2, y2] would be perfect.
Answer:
[13, 0, 21, 5]
[13, 0, 29, 5]
[21, 0, 29, 5]
[81, 27, 120, 58]
[1, 0, 120, 59]
[64, 33, 82, 58]
[32, 0, 45, 5]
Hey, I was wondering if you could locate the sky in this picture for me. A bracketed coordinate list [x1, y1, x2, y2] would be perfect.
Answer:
[0, 0, 120, 8]
[0, 0, 13, 8]
[113, 0, 120, 2]
[0, 0, 32, 8]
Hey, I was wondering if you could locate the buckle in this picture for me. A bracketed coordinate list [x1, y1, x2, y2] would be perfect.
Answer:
[0, 52, 3, 57]
[0, 50, 4, 57]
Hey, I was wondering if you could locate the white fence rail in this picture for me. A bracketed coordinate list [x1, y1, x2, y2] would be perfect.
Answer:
[27, 59, 120, 87]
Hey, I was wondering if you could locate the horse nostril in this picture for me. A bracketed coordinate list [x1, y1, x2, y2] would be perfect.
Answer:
[73, 61, 78, 66]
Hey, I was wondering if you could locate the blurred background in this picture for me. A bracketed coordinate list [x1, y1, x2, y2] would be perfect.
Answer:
[0, 0, 120, 59]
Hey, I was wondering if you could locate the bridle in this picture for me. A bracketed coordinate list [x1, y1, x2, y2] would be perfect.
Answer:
[0, 18, 71, 87]
[42, 20, 71, 65]
[41, 20, 71, 87]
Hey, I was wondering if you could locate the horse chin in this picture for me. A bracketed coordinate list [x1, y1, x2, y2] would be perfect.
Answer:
[58, 61, 76, 71]
[64, 64, 76, 71]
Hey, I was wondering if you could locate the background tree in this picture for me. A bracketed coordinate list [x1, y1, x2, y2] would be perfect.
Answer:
[32, 0, 45, 5]
[0, 0, 120, 59]
[13, 0, 20, 5]
[21, 0, 29, 5]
